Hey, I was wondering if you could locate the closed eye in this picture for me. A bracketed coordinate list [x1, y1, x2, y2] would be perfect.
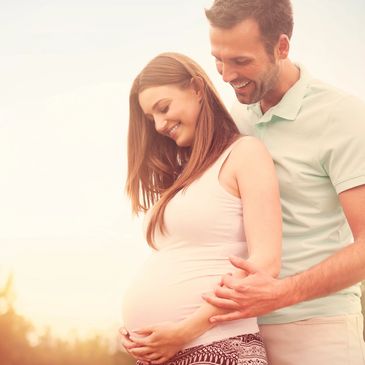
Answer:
[159, 105, 170, 114]
[235, 58, 251, 66]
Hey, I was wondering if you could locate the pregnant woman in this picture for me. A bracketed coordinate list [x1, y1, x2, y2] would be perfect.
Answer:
[122, 52, 281, 365]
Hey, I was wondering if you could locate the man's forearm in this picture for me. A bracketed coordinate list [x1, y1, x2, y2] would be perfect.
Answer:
[283, 239, 365, 306]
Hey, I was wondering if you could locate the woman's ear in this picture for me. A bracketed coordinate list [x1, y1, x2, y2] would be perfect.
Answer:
[190, 76, 205, 101]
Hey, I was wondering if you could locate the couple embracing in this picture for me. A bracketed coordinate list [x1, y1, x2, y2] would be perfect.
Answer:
[121, 1, 365, 364]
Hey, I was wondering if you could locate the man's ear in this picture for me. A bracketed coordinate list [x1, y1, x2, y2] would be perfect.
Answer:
[190, 76, 205, 101]
[276, 34, 290, 59]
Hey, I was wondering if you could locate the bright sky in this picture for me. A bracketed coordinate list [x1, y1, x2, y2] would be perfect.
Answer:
[1, 0, 364, 340]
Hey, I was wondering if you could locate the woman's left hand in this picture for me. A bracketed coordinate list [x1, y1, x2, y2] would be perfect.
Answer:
[128, 321, 188, 364]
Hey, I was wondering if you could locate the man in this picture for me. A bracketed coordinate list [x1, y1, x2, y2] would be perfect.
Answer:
[203, 0, 365, 364]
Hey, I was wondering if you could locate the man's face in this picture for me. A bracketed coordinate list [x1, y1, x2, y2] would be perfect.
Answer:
[210, 18, 280, 105]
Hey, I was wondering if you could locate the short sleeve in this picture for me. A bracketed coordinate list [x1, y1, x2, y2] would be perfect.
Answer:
[319, 95, 365, 194]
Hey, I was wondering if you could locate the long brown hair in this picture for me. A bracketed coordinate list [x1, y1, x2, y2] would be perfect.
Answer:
[126, 52, 239, 246]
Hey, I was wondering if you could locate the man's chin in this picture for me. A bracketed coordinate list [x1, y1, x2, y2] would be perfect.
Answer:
[235, 91, 260, 105]
[235, 93, 252, 105]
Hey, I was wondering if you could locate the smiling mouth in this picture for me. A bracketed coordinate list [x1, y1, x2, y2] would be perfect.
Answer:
[231, 81, 251, 90]
[167, 122, 181, 138]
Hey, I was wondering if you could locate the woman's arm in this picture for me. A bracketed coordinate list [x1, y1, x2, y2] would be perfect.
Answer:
[231, 136, 282, 277]
[122, 137, 282, 363]
[121, 295, 231, 363]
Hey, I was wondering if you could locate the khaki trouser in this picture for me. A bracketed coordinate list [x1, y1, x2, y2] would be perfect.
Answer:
[259, 314, 365, 365]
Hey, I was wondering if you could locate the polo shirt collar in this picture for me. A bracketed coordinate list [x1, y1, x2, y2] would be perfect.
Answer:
[248, 65, 311, 124]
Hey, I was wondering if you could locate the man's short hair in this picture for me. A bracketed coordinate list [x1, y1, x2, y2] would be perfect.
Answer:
[205, 0, 294, 54]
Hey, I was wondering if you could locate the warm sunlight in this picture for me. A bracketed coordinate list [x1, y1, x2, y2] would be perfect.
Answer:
[1, 0, 364, 355]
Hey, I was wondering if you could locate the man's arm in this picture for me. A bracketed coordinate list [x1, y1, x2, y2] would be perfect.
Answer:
[289, 184, 365, 302]
[204, 184, 365, 322]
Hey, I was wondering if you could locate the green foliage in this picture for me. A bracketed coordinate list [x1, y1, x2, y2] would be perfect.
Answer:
[0, 275, 135, 365]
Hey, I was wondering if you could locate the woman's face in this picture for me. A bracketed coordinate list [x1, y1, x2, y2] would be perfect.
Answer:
[138, 83, 202, 147]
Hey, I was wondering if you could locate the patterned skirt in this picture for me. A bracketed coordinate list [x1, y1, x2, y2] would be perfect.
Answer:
[137, 333, 267, 365]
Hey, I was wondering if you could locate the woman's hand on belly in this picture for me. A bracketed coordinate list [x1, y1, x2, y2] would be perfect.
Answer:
[120, 327, 144, 360]
[127, 321, 188, 364]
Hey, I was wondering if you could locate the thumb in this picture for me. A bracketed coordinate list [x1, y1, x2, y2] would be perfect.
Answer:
[119, 327, 129, 336]
[229, 256, 258, 274]
[131, 326, 154, 335]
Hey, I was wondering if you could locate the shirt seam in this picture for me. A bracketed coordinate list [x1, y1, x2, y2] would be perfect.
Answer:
[334, 174, 365, 187]
[317, 94, 351, 175]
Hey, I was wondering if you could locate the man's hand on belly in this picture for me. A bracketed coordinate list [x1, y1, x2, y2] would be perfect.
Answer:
[202, 256, 289, 322]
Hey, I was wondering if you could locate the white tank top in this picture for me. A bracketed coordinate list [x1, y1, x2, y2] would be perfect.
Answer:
[122, 138, 258, 348]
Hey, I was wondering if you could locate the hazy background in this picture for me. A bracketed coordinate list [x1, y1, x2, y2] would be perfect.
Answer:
[1, 0, 364, 341]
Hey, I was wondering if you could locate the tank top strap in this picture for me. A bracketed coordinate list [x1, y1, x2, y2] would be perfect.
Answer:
[209, 137, 245, 177]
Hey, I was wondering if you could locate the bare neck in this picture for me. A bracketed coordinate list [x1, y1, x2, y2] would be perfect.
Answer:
[260, 60, 300, 114]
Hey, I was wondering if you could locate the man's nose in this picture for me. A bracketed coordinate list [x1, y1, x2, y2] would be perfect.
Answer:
[221, 63, 237, 83]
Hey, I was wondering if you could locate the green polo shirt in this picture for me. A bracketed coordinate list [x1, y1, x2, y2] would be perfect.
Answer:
[231, 66, 365, 324]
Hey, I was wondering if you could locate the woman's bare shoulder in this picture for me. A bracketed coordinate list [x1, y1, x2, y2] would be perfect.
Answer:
[230, 136, 272, 163]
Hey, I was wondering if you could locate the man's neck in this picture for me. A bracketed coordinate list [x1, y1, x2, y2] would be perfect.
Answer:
[260, 60, 300, 114]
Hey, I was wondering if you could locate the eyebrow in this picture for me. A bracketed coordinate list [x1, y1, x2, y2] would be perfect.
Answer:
[151, 98, 170, 112]
[211, 52, 251, 62]
[144, 98, 170, 119]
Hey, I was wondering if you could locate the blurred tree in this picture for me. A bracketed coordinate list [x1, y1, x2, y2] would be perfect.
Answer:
[1, 273, 363, 363]
[0, 274, 135, 365]
[0, 274, 34, 365]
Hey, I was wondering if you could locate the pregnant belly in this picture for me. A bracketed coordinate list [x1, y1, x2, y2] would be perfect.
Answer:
[122, 251, 231, 331]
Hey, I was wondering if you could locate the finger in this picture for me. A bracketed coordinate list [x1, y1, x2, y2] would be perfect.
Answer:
[152, 357, 168, 365]
[215, 285, 243, 300]
[120, 336, 140, 350]
[229, 256, 257, 274]
[132, 326, 154, 335]
[221, 275, 248, 293]
[219, 272, 231, 286]
[130, 347, 154, 356]
[220, 274, 241, 290]
[210, 310, 245, 323]
[119, 327, 142, 351]
[119, 327, 129, 336]
[127, 353, 149, 363]
[219, 273, 232, 287]
[145, 352, 164, 361]
[129, 335, 152, 346]
[135, 357, 150, 363]
[202, 293, 241, 310]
